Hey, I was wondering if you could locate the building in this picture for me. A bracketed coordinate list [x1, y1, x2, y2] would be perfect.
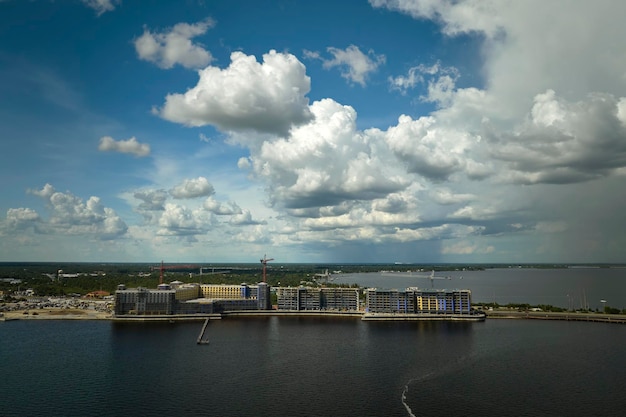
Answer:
[114, 281, 472, 318]
[114, 282, 271, 316]
[365, 287, 472, 314]
[200, 284, 248, 299]
[174, 284, 200, 301]
[276, 287, 360, 311]
[114, 285, 176, 315]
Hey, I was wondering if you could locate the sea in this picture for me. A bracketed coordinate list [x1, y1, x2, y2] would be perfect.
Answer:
[334, 266, 626, 310]
[2, 267, 626, 417]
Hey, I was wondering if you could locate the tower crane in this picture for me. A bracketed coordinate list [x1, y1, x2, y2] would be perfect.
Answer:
[151, 261, 198, 284]
[260, 255, 274, 283]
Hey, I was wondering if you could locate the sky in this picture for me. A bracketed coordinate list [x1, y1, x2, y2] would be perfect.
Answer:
[2, 0, 626, 264]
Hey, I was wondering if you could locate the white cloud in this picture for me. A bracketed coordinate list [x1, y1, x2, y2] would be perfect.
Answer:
[384, 114, 479, 182]
[389, 61, 457, 96]
[28, 183, 55, 199]
[98, 136, 150, 157]
[448, 205, 499, 221]
[25, 184, 127, 239]
[429, 188, 475, 205]
[306, 45, 385, 86]
[82, 0, 117, 16]
[158, 50, 313, 136]
[133, 189, 168, 218]
[389, 224, 482, 243]
[6, 208, 40, 229]
[134, 18, 215, 69]
[369, 0, 506, 38]
[301, 206, 422, 231]
[489, 91, 626, 184]
[203, 197, 241, 215]
[245, 98, 407, 210]
[229, 209, 265, 226]
[169, 177, 215, 199]
[157, 203, 213, 236]
[389, 66, 423, 93]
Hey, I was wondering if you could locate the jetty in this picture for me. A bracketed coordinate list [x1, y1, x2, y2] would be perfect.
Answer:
[197, 318, 210, 344]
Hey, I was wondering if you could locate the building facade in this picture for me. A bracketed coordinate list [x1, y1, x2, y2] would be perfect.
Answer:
[365, 288, 472, 314]
[115, 282, 271, 316]
[276, 287, 360, 311]
[114, 286, 176, 315]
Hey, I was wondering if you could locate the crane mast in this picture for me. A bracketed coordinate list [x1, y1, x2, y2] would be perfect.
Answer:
[260, 255, 274, 283]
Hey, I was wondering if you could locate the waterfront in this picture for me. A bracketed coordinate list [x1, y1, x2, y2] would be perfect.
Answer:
[2, 317, 626, 417]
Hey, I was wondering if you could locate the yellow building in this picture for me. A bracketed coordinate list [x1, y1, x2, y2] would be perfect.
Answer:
[200, 284, 251, 300]
[175, 284, 200, 301]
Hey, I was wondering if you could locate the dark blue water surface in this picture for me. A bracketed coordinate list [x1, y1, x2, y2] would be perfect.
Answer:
[2, 317, 626, 417]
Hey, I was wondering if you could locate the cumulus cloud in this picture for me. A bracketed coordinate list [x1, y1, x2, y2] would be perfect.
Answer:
[389, 224, 483, 243]
[169, 177, 215, 199]
[25, 184, 127, 239]
[158, 50, 313, 136]
[29, 183, 55, 199]
[389, 61, 457, 96]
[305, 45, 385, 86]
[98, 136, 150, 157]
[383, 114, 480, 182]
[245, 98, 407, 210]
[488, 90, 626, 184]
[369, 0, 506, 37]
[126, 182, 266, 240]
[429, 189, 475, 205]
[228, 2, 626, 260]
[134, 18, 215, 69]
[157, 203, 213, 236]
[6, 208, 40, 230]
[229, 209, 265, 226]
[300, 205, 422, 231]
[134, 189, 168, 213]
[364, 1, 626, 265]
[203, 197, 241, 215]
[82, 0, 117, 16]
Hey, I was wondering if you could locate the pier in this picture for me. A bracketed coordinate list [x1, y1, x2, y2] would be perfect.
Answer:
[197, 318, 210, 344]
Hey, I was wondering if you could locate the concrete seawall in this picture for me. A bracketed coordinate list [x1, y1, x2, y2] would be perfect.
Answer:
[112, 310, 485, 322]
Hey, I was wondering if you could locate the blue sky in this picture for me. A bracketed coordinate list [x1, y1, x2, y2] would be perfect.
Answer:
[2, 0, 626, 264]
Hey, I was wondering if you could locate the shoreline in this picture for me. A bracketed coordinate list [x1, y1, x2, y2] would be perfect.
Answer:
[485, 310, 626, 324]
[4, 308, 626, 324]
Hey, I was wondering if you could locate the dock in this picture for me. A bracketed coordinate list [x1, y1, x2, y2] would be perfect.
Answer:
[197, 318, 210, 344]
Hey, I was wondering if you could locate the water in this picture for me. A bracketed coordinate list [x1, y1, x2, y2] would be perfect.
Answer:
[2, 268, 626, 416]
[2, 317, 626, 417]
[334, 267, 626, 310]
